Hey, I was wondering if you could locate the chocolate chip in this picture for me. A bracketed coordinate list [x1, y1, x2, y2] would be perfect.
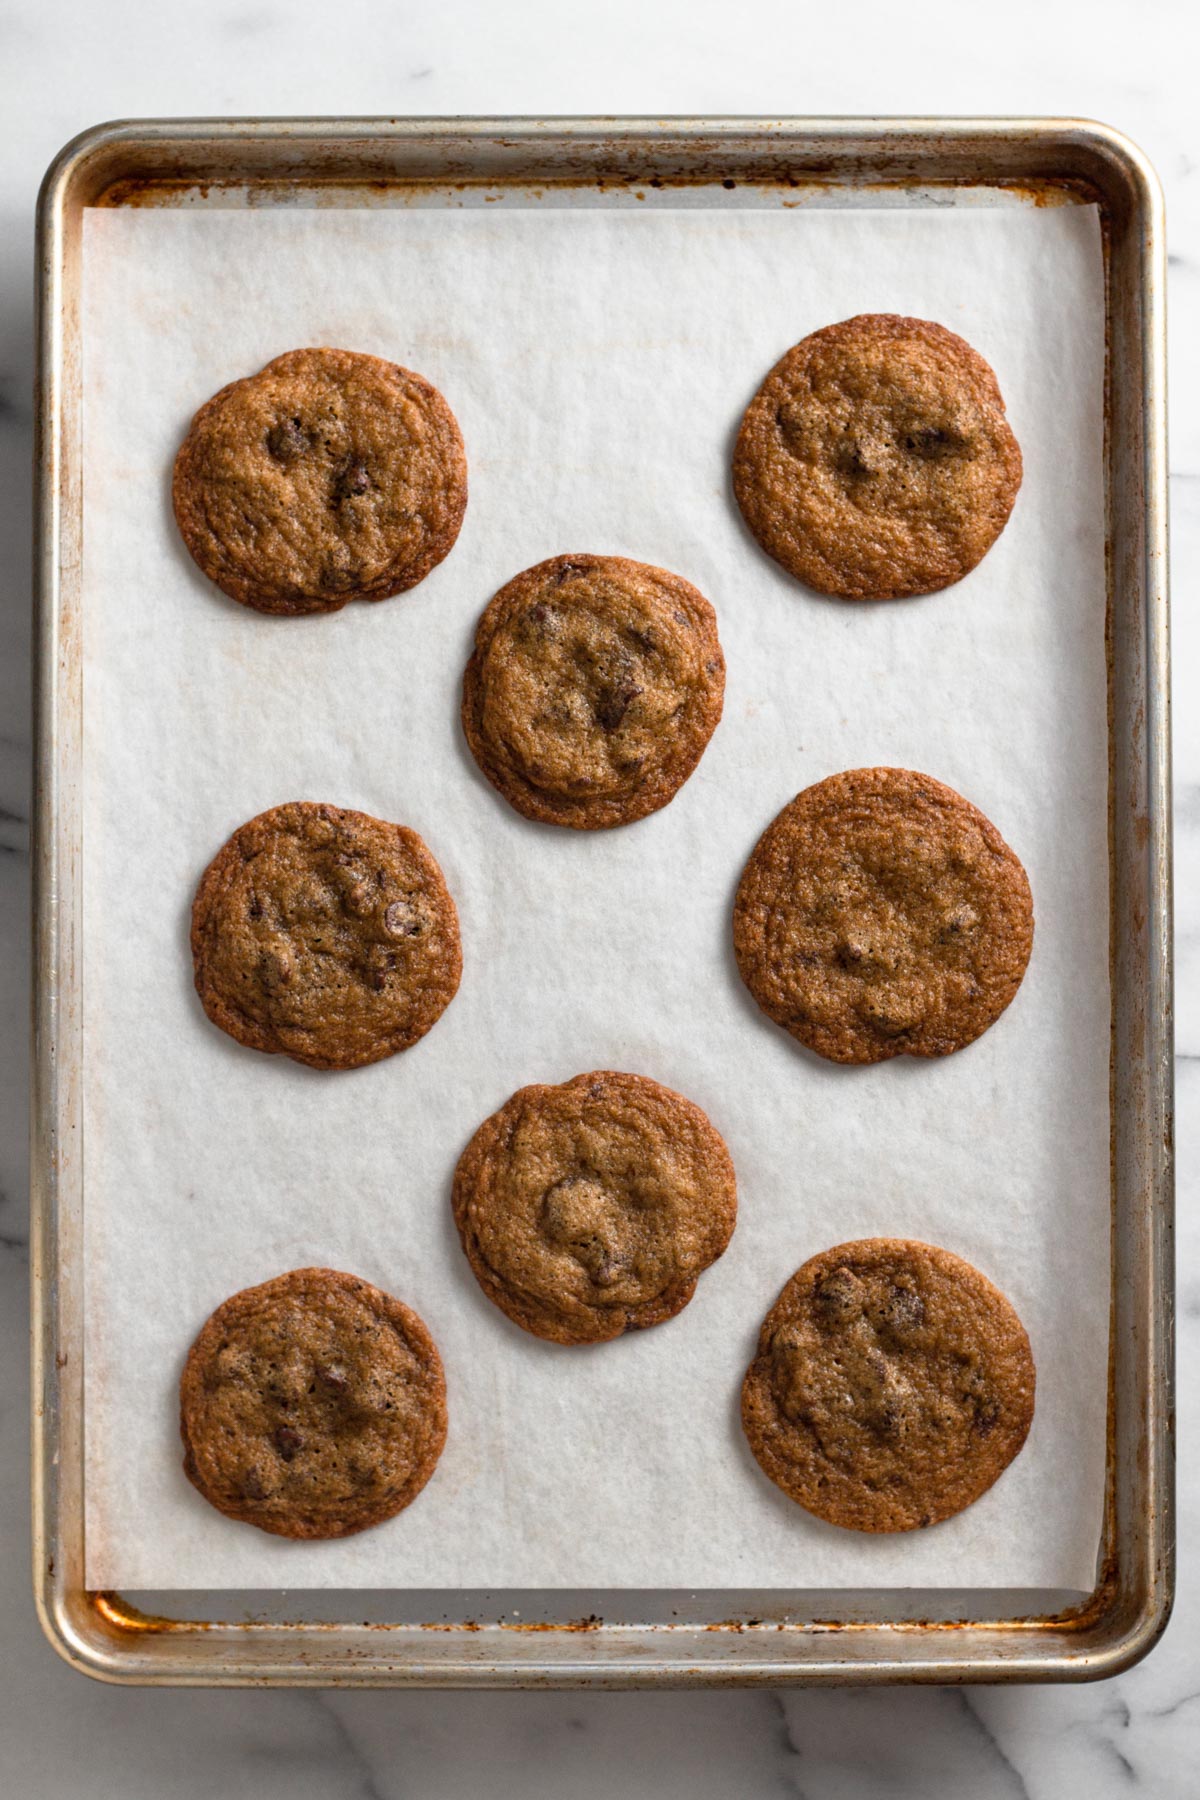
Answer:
[317, 1364, 349, 1394]
[334, 458, 371, 501]
[384, 899, 422, 938]
[594, 683, 643, 731]
[882, 1285, 925, 1336]
[369, 951, 396, 991]
[940, 904, 979, 940]
[273, 1426, 304, 1461]
[553, 561, 584, 585]
[240, 1465, 269, 1500]
[628, 627, 656, 655]
[813, 1267, 862, 1325]
[870, 1400, 907, 1442]
[903, 425, 963, 459]
[590, 1251, 628, 1289]
[317, 556, 356, 592]
[247, 896, 263, 921]
[265, 417, 309, 463]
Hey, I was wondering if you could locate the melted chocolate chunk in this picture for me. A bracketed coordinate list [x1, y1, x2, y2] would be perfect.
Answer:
[881, 1284, 925, 1336]
[594, 683, 643, 732]
[265, 417, 309, 464]
[384, 899, 423, 938]
[334, 458, 371, 502]
[902, 425, 968, 460]
[813, 1267, 861, 1325]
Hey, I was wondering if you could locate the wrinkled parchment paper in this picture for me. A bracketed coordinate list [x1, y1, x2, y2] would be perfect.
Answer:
[81, 195, 1108, 1590]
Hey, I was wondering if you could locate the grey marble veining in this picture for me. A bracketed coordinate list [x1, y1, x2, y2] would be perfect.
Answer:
[1, 1, 1197, 1794]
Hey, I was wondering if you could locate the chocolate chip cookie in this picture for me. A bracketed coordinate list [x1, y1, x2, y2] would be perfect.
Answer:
[452, 1071, 737, 1344]
[733, 314, 1022, 600]
[733, 768, 1033, 1064]
[173, 348, 467, 615]
[191, 801, 462, 1070]
[461, 553, 725, 829]
[180, 1267, 447, 1540]
[741, 1239, 1035, 1532]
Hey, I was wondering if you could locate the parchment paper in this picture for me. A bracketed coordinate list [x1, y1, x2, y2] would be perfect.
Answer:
[80, 195, 1108, 1591]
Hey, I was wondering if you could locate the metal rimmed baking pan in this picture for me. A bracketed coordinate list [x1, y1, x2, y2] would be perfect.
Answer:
[32, 116, 1171, 1685]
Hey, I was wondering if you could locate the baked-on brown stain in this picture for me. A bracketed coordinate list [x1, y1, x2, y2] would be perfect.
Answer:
[452, 1071, 737, 1343]
[180, 1268, 447, 1541]
[741, 1239, 1035, 1532]
[173, 347, 467, 615]
[462, 553, 725, 830]
[191, 801, 462, 1070]
[733, 314, 1022, 600]
[733, 768, 1033, 1064]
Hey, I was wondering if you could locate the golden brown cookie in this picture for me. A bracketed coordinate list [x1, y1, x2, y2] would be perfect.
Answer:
[741, 1239, 1035, 1532]
[733, 768, 1033, 1064]
[180, 1268, 447, 1540]
[461, 553, 725, 829]
[452, 1071, 737, 1344]
[173, 348, 467, 615]
[733, 314, 1022, 600]
[191, 801, 462, 1071]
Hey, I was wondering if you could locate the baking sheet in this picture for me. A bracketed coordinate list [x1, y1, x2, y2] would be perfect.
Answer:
[80, 196, 1108, 1592]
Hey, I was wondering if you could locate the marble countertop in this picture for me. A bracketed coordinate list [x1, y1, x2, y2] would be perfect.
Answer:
[1, 2, 1195, 1793]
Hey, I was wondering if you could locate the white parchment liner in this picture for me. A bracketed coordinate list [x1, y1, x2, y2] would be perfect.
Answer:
[80, 197, 1108, 1590]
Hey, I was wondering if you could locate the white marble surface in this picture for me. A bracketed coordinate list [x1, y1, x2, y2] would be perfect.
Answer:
[1, 1, 1196, 1792]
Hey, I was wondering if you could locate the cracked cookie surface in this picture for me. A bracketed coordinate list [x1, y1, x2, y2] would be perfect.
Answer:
[461, 553, 725, 829]
[180, 1267, 447, 1540]
[733, 314, 1022, 600]
[741, 1238, 1035, 1532]
[452, 1071, 737, 1343]
[173, 347, 467, 615]
[191, 801, 462, 1070]
[733, 767, 1033, 1065]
